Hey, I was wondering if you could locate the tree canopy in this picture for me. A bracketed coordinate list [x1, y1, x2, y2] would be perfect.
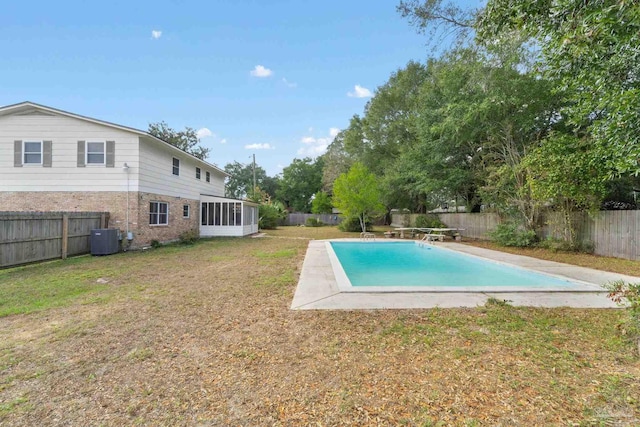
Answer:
[332, 163, 385, 233]
[477, 0, 640, 176]
[224, 161, 279, 200]
[277, 157, 324, 213]
[148, 121, 210, 160]
[311, 191, 333, 215]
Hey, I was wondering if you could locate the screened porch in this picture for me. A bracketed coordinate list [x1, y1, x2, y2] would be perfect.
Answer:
[199, 196, 259, 237]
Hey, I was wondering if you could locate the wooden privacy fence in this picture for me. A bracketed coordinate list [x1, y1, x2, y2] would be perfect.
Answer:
[391, 211, 640, 261]
[0, 212, 109, 268]
[285, 213, 343, 226]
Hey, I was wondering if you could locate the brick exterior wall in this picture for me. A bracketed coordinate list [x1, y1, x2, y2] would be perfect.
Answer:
[0, 191, 199, 248]
[135, 192, 200, 246]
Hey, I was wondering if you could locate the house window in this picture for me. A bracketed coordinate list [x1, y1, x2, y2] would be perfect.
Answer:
[183, 204, 190, 218]
[86, 141, 105, 164]
[206, 171, 210, 182]
[196, 167, 201, 179]
[172, 158, 180, 176]
[23, 141, 42, 164]
[149, 201, 169, 225]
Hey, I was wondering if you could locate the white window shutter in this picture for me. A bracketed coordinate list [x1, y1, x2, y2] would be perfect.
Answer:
[43, 141, 52, 167]
[106, 140, 115, 167]
[14, 140, 22, 167]
[77, 141, 86, 167]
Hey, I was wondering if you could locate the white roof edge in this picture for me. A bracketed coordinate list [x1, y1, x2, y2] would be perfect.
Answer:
[0, 101, 229, 177]
[200, 194, 260, 205]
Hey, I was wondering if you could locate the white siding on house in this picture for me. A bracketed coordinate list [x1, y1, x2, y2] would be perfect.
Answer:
[0, 112, 139, 192]
[138, 137, 225, 200]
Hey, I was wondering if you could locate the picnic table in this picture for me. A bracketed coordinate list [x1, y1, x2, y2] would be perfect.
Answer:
[393, 227, 464, 241]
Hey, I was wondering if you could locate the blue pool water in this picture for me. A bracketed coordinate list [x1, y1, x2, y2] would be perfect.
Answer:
[330, 242, 581, 288]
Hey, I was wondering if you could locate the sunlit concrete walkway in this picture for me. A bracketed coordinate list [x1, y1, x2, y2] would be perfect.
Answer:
[291, 239, 640, 310]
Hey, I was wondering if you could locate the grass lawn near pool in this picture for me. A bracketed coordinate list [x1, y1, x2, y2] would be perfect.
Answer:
[1, 226, 639, 426]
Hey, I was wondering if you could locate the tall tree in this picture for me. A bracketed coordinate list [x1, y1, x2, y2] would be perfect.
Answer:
[477, 0, 640, 176]
[321, 131, 353, 194]
[397, 0, 477, 48]
[333, 163, 385, 233]
[277, 157, 324, 212]
[405, 48, 557, 212]
[355, 61, 428, 176]
[224, 161, 278, 200]
[148, 121, 210, 160]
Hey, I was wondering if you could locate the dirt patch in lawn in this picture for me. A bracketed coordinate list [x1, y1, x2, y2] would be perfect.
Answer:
[1, 228, 639, 426]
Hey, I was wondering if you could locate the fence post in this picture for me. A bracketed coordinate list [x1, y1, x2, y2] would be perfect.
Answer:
[61, 214, 69, 260]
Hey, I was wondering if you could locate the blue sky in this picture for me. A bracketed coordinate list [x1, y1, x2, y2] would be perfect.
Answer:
[2, 0, 482, 176]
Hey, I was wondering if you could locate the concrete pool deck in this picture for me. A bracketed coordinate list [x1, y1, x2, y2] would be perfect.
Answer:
[291, 239, 640, 310]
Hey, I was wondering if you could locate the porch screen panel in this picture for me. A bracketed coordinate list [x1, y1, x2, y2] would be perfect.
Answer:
[209, 203, 220, 225]
[214, 203, 220, 225]
[228, 203, 237, 226]
[243, 206, 250, 225]
[201, 203, 208, 226]
[221, 203, 228, 226]
[229, 203, 234, 226]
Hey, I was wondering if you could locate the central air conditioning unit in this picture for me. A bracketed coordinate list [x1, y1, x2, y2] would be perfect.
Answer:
[90, 229, 120, 255]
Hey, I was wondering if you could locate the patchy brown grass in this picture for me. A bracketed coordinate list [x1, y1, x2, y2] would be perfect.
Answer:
[462, 240, 640, 277]
[0, 227, 639, 426]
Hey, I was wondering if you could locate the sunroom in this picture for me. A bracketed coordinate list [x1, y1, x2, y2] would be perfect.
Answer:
[199, 195, 259, 237]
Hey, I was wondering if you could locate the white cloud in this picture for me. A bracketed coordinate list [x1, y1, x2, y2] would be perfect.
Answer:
[282, 77, 297, 88]
[347, 84, 373, 98]
[301, 136, 316, 144]
[151, 30, 162, 39]
[245, 143, 274, 150]
[297, 127, 340, 157]
[196, 127, 213, 139]
[250, 65, 273, 78]
[220, 138, 227, 144]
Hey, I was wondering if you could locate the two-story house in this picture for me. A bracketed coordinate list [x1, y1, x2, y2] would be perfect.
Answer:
[0, 101, 258, 248]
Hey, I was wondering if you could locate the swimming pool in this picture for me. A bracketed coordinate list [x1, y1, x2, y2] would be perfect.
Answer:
[327, 241, 596, 292]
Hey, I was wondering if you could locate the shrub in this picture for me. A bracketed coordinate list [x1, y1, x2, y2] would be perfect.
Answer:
[338, 216, 372, 232]
[606, 280, 640, 354]
[150, 239, 161, 248]
[414, 214, 446, 228]
[259, 202, 286, 229]
[305, 217, 323, 227]
[488, 222, 537, 247]
[179, 229, 199, 245]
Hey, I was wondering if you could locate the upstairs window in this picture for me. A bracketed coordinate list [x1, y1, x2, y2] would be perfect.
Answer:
[196, 167, 201, 179]
[172, 158, 180, 176]
[149, 201, 169, 225]
[23, 141, 42, 164]
[86, 141, 105, 164]
[206, 171, 210, 182]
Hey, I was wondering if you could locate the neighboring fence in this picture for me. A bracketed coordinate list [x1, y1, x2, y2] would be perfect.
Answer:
[285, 213, 343, 226]
[0, 211, 110, 268]
[391, 211, 640, 261]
